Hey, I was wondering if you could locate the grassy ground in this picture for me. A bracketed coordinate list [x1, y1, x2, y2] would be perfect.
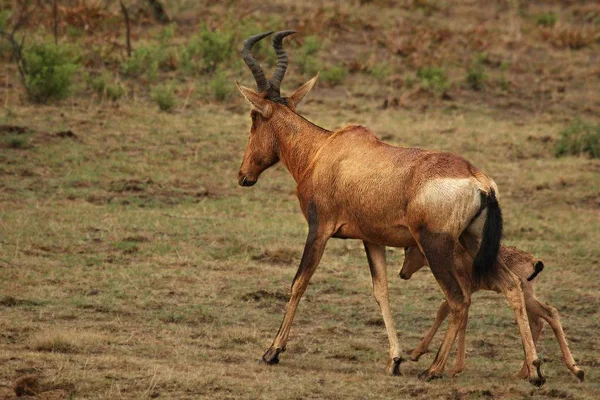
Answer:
[1, 1, 600, 399]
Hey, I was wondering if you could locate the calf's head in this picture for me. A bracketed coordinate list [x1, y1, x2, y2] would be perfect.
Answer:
[399, 246, 428, 280]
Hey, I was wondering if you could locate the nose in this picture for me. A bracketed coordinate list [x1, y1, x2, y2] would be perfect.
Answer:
[399, 272, 410, 280]
[238, 174, 256, 187]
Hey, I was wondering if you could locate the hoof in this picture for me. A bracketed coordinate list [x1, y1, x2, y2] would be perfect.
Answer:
[576, 369, 585, 382]
[449, 366, 465, 378]
[409, 349, 427, 362]
[418, 369, 442, 382]
[386, 357, 403, 376]
[529, 376, 546, 387]
[262, 347, 282, 365]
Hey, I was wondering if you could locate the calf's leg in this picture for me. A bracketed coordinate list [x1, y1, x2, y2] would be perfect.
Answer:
[410, 300, 450, 361]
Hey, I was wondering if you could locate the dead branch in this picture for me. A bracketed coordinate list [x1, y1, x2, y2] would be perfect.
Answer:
[52, 0, 58, 46]
[119, 0, 132, 57]
[0, 30, 28, 85]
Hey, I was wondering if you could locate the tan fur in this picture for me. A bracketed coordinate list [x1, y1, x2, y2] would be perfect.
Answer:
[400, 245, 584, 382]
[236, 37, 541, 383]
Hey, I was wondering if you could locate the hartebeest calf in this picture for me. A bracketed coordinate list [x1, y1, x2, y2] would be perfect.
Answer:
[235, 30, 543, 384]
[400, 244, 584, 382]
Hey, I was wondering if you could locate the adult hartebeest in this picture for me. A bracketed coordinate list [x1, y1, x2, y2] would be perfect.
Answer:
[235, 30, 543, 385]
[400, 244, 584, 382]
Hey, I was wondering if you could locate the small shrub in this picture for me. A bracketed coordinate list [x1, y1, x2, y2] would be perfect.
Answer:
[209, 71, 233, 101]
[88, 72, 125, 101]
[417, 66, 449, 95]
[321, 65, 348, 86]
[179, 27, 234, 74]
[536, 12, 558, 27]
[120, 45, 160, 81]
[23, 41, 80, 103]
[106, 83, 125, 101]
[465, 52, 487, 91]
[555, 118, 600, 159]
[151, 83, 176, 111]
[297, 35, 321, 75]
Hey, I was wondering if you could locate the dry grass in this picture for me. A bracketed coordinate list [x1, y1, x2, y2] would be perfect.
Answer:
[0, 1, 599, 399]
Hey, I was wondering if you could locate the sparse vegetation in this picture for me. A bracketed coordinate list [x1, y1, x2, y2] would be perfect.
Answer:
[1, 2, 600, 399]
[23, 41, 79, 103]
[465, 52, 487, 91]
[369, 63, 391, 81]
[297, 35, 321, 75]
[555, 118, 600, 159]
[321, 65, 348, 86]
[209, 70, 233, 101]
[151, 83, 176, 111]
[417, 66, 449, 95]
[536, 12, 558, 27]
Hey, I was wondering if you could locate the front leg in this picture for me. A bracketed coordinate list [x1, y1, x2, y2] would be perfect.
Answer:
[262, 209, 333, 364]
[364, 242, 403, 375]
[410, 300, 450, 362]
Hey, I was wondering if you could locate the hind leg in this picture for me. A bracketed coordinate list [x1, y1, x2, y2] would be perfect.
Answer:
[502, 269, 545, 386]
[450, 304, 470, 377]
[528, 297, 584, 381]
[414, 230, 469, 381]
[518, 315, 543, 379]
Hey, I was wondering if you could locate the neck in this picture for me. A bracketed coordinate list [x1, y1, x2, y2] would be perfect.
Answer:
[272, 110, 331, 183]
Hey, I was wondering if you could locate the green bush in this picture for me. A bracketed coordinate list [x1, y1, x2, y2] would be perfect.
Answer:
[465, 52, 487, 91]
[209, 71, 233, 101]
[417, 66, 449, 95]
[555, 118, 600, 159]
[151, 83, 176, 111]
[297, 35, 321, 75]
[321, 65, 348, 86]
[88, 72, 125, 101]
[23, 41, 80, 103]
[120, 45, 160, 81]
[181, 27, 235, 74]
[536, 12, 558, 27]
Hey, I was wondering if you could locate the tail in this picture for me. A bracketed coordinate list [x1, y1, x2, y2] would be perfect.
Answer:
[472, 189, 503, 285]
[527, 260, 544, 281]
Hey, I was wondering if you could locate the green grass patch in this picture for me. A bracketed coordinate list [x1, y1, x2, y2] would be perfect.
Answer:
[465, 52, 487, 91]
[536, 12, 558, 27]
[151, 83, 176, 111]
[555, 118, 600, 158]
[417, 66, 449, 95]
[321, 65, 348, 86]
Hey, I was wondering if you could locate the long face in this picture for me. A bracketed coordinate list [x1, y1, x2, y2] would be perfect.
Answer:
[399, 246, 427, 280]
[238, 109, 279, 187]
[236, 30, 317, 187]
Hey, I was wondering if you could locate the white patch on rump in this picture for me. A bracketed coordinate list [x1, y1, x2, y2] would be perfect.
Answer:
[413, 178, 483, 235]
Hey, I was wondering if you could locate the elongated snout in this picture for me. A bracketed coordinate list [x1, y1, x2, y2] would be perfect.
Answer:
[238, 172, 257, 187]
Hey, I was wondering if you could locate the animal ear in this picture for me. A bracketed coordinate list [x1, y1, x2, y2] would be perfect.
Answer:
[288, 74, 318, 108]
[236, 82, 273, 118]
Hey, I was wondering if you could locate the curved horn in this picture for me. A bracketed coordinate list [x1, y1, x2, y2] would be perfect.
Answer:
[270, 30, 296, 94]
[242, 31, 273, 93]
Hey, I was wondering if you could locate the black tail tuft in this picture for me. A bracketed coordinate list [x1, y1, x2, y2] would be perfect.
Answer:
[527, 261, 544, 281]
[472, 189, 503, 286]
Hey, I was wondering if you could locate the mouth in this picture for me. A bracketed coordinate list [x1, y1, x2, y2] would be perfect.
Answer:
[399, 272, 410, 280]
[239, 175, 257, 187]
